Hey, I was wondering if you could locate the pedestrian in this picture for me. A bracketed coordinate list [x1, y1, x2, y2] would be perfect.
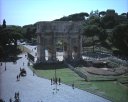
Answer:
[14, 92, 17, 99]
[9, 98, 12, 102]
[23, 62, 24, 66]
[51, 78, 52, 85]
[17, 75, 19, 81]
[28, 62, 30, 66]
[33, 70, 35, 76]
[17, 92, 19, 99]
[72, 82, 74, 89]
[19, 74, 20, 79]
[5, 66, 6, 71]
[53, 77, 55, 84]
[55, 77, 57, 84]
[58, 78, 61, 85]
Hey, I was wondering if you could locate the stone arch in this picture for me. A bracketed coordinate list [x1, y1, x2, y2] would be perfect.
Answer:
[36, 21, 84, 63]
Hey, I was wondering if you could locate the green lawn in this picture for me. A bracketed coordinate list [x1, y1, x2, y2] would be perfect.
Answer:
[31, 66, 128, 102]
[33, 67, 84, 85]
[91, 81, 128, 102]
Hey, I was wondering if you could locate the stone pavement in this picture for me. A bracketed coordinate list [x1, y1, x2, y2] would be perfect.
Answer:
[0, 46, 111, 102]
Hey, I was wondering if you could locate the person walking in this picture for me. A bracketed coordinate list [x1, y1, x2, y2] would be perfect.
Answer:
[58, 78, 61, 85]
[17, 75, 18, 81]
[9, 98, 12, 102]
[5, 66, 6, 71]
[19, 74, 20, 80]
[55, 77, 57, 84]
[51, 78, 53, 85]
[53, 77, 55, 84]
[14, 92, 17, 99]
[33, 70, 35, 76]
[17, 91, 19, 99]
[72, 82, 75, 89]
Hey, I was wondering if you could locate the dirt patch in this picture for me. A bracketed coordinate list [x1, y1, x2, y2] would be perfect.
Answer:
[84, 67, 128, 76]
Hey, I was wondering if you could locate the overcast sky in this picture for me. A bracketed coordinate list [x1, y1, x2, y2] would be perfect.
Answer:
[0, 0, 128, 26]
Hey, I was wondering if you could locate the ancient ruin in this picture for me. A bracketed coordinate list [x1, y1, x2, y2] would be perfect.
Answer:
[36, 21, 85, 63]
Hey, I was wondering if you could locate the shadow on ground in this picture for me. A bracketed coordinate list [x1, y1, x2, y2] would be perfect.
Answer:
[33, 61, 67, 70]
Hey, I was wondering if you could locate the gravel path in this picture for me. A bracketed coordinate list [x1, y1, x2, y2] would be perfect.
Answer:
[0, 45, 111, 102]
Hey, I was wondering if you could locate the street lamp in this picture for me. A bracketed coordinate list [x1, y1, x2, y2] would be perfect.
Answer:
[52, 64, 59, 94]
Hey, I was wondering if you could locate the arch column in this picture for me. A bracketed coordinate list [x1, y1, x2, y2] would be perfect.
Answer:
[72, 35, 82, 61]
[48, 33, 56, 62]
[67, 35, 72, 61]
[40, 35, 46, 62]
[63, 42, 68, 60]
[37, 34, 45, 62]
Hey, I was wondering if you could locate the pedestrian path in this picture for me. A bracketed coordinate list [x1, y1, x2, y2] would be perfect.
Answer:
[0, 51, 111, 102]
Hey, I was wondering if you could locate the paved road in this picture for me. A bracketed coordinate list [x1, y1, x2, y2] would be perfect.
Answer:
[0, 46, 111, 102]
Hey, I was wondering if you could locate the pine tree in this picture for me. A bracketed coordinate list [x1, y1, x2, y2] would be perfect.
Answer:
[2, 19, 6, 28]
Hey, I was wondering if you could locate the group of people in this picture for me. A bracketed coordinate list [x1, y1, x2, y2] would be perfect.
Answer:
[16, 68, 22, 81]
[51, 77, 61, 85]
[9, 92, 20, 102]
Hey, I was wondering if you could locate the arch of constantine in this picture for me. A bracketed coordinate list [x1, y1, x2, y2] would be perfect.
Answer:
[36, 21, 84, 63]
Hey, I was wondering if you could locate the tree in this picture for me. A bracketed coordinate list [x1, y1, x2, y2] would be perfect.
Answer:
[26, 28, 32, 41]
[99, 11, 106, 17]
[22, 24, 36, 42]
[101, 10, 119, 29]
[121, 13, 127, 17]
[54, 12, 89, 21]
[112, 24, 128, 55]
[98, 28, 107, 43]
[11, 32, 22, 47]
[0, 26, 22, 54]
[126, 12, 128, 19]
[9, 26, 23, 47]
[2, 19, 6, 28]
[83, 24, 100, 52]
[0, 45, 4, 59]
[0, 28, 11, 46]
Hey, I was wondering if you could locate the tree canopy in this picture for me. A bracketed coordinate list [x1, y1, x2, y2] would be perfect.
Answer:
[54, 12, 89, 21]
[112, 24, 128, 55]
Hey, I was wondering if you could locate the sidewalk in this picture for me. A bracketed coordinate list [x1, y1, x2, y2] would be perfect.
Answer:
[0, 46, 111, 102]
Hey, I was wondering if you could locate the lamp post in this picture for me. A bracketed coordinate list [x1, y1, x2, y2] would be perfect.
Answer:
[52, 64, 59, 94]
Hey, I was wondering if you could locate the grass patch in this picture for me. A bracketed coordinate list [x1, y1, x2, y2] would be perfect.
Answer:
[33, 65, 84, 85]
[91, 81, 128, 102]
[31, 64, 128, 102]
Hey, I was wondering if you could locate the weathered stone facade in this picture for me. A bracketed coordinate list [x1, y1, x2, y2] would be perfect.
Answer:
[36, 21, 84, 63]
